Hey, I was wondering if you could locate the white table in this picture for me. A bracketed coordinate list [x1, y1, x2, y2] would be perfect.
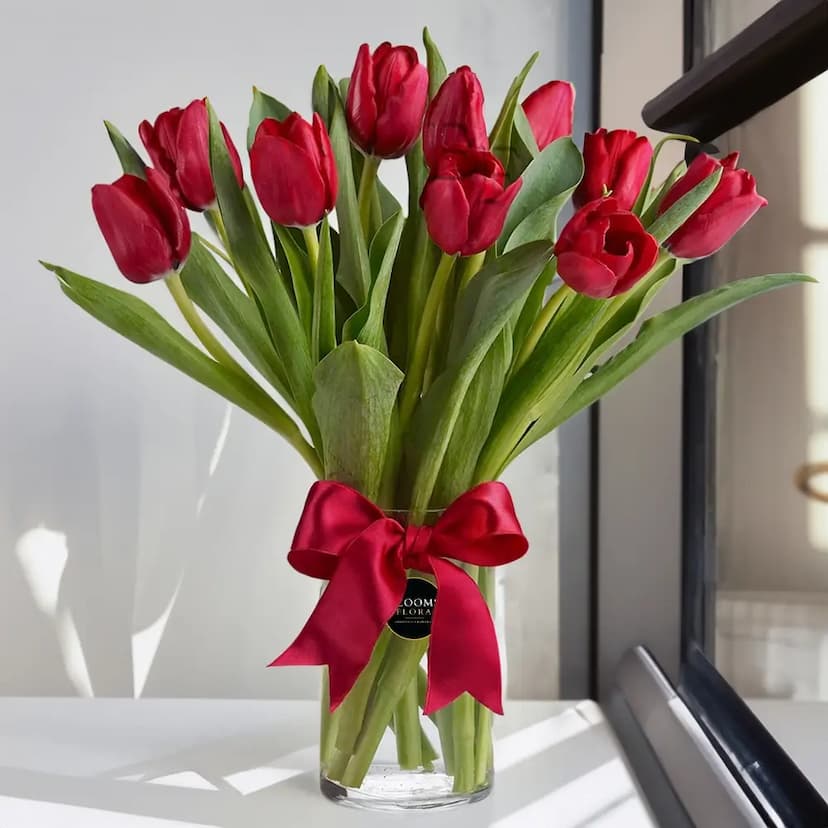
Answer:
[0, 699, 654, 827]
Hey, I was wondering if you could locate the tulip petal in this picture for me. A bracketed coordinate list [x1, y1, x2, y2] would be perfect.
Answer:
[557, 251, 618, 298]
[175, 100, 216, 210]
[522, 80, 574, 150]
[346, 43, 377, 154]
[145, 168, 191, 265]
[250, 135, 327, 227]
[312, 113, 338, 212]
[464, 177, 522, 255]
[421, 176, 470, 255]
[92, 179, 174, 283]
[373, 63, 428, 158]
[613, 228, 659, 294]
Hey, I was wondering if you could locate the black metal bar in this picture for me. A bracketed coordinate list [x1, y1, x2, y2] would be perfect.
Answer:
[643, 0, 828, 141]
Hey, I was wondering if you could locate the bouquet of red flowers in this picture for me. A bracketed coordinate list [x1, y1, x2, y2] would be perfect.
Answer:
[42, 29, 808, 810]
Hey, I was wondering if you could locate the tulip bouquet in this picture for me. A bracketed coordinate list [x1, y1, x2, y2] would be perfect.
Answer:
[42, 29, 808, 809]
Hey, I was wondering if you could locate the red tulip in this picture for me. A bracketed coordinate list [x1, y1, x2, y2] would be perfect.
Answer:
[91, 168, 191, 284]
[555, 197, 658, 299]
[139, 99, 244, 211]
[249, 113, 338, 227]
[574, 128, 653, 210]
[522, 81, 575, 150]
[422, 66, 488, 167]
[346, 42, 429, 158]
[420, 149, 521, 256]
[658, 152, 767, 259]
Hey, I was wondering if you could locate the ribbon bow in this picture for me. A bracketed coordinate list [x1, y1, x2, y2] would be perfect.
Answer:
[270, 481, 528, 715]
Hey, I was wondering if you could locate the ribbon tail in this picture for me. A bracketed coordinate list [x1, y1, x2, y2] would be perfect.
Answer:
[270, 521, 407, 711]
[424, 558, 503, 716]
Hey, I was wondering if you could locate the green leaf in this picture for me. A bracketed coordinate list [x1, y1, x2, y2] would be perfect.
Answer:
[207, 100, 316, 427]
[312, 65, 337, 128]
[514, 272, 814, 460]
[407, 241, 555, 513]
[313, 341, 404, 500]
[104, 121, 147, 178]
[352, 211, 404, 351]
[641, 160, 687, 226]
[181, 235, 292, 403]
[511, 261, 556, 357]
[488, 52, 539, 169]
[504, 191, 572, 252]
[500, 137, 584, 248]
[247, 87, 292, 150]
[328, 88, 372, 307]
[42, 263, 309, 448]
[647, 167, 721, 244]
[631, 133, 698, 216]
[313, 216, 337, 362]
[506, 104, 539, 181]
[431, 329, 511, 506]
[423, 27, 447, 100]
[273, 224, 312, 334]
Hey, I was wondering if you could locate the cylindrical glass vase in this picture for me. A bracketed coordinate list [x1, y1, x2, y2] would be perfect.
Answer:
[319, 557, 496, 810]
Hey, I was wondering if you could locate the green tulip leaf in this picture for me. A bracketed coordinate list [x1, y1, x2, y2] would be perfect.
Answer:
[207, 100, 316, 429]
[313, 341, 404, 500]
[273, 224, 312, 334]
[104, 121, 147, 178]
[312, 64, 337, 128]
[313, 216, 337, 362]
[42, 263, 314, 469]
[500, 137, 584, 248]
[247, 87, 292, 150]
[181, 235, 292, 403]
[407, 241, 554, 513]
[506, 104, 540, 181]
[326, 85, 372, 308]
[511, 272, 814, 462]
[511, 261, 556, 357]
[423, 27, 447, 100]
[646, 167, 722, 244]
[631, 133, 699, 216]
[489, 52, 539, 169]
[431, 328, 511, 506]
[641, 160, 687, 226]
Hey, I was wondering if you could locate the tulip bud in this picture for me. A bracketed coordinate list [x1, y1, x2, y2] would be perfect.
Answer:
[422, 66, 488, 167]
[139, 99, 244, 211]
[420, 149, 521, 256]
[250, 113, 338, 227]
[574, 128, 652, 211]
[554, 197, 658, 299]
[658, 152, 767, 259]
[346, 42, 429, 159]
[521, 80, 575, 150]
[91, 168, 191, 284]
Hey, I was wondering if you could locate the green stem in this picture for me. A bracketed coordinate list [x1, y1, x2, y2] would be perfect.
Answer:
[457, 252, 487, 294]
[473, 566, 495, 787]
[198, 234, 234, 267]
[398, 252, 457, 429]
[395, 676, 423, 770]
[320, 669, 341, 768]
[166, 273, 247, 374]
[206, 208, 232, 252]
[302, 225, 320, 274]
[358, 156, 381, 239]
[327, 631, 391, 781]
[340, 638, 428, 788]
[512, 282, 571, 376]
[452, 693, 476, 793]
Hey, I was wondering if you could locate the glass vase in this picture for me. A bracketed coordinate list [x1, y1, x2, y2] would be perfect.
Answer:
[319, 560, 496, 811]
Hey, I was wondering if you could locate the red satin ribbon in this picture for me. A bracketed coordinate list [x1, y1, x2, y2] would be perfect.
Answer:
[269, 480, 528, 715]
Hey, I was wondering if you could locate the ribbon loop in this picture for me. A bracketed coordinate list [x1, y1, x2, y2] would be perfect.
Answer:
[269, 480, 528, 715]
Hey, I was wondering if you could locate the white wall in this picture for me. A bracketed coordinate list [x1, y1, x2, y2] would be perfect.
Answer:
[0, 0, 591, 698]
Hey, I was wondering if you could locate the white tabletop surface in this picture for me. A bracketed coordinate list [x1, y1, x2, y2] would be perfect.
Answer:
[0, 698, 654, 827]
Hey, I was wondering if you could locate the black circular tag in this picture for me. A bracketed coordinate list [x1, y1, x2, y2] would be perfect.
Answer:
[387, 578, 437, 640]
